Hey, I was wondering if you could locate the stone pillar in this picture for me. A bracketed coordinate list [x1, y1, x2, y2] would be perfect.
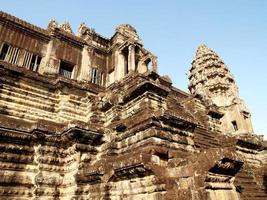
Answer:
[128, 45, 135, 72]
[119, 50, 125, 79]
[39, 39, 58, 75]
[152, 57, 158, 72]
[77, 45, 92, 82]
[137, 60, 147, 74]
[114, 49, 125, 81]
[43, 40, 53, 73]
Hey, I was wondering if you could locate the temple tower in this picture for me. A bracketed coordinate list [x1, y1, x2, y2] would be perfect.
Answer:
[108, 24, 158, 84]
[188, 44, 253, 135]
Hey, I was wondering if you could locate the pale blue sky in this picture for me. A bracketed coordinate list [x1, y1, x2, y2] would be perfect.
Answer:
[1, 0, 267, 138]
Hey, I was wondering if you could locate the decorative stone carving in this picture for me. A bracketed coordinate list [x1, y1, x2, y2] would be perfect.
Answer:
[116, 24, 137, 38]
[77, 22, 87, 36]
[59, 21, 73, 34]
[188, 44, 254, 135]
[116, 24, 142, 43]
[0, 11, 266, 200]
[77, 22, 95, 36]
[47, 19, 58, 31]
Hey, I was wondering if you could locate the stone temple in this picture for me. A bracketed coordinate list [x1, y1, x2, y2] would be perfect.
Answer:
[0, 11, 266, 200]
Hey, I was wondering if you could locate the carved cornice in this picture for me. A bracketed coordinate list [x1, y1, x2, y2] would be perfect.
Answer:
[0, 11, 50, 42]
[0, 61, 105, 94]
[50, 28, 85, 49]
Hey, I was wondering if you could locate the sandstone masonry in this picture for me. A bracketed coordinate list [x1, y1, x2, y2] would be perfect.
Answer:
[0, 11, 266, 200]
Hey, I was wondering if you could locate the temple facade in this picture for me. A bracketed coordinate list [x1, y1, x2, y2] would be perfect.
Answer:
[0, 11, 266, 200]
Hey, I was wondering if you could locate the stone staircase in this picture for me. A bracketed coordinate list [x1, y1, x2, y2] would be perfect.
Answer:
[194, 127, 221, 149]
[234, 166, 267, 200]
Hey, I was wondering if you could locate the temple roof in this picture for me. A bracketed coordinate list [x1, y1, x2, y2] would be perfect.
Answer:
[188, 44, 239, 107]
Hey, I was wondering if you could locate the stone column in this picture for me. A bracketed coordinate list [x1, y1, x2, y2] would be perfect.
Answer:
[114, 49, 125, 81]
[39, 39, 58, 75]
[77, 45, 92, 82]
[128, 45, 135, 72]
[152, 57, 158, 72]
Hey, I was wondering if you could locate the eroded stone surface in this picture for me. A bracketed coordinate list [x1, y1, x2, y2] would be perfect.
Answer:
[188, 44, 253, 135]
[0, 11, 266, 200]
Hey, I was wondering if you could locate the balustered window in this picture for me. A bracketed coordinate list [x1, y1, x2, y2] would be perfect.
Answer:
[59, 60, 74, 79]
[90, 67, 103, 86]
[232, 120, 238, 131]
[22, 52, 42, 71]
[0, 43, 20, 65]
[91, 68, 97, 84]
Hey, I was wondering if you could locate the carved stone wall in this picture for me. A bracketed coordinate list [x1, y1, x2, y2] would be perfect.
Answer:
[0, 11, 266, 200]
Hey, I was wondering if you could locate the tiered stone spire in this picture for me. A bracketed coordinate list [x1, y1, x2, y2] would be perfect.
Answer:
[188, 44, 254, 135]
[189, 44, 239, 107]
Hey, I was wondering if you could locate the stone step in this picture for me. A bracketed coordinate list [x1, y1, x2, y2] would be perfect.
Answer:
[194, 136, 219, 144]
[241, 193, 267, 198]
[194, 137, 220, 149]
[234, 166, 267, 200]
[194, 142, 219, 149]
[194, 131, 220, 140]
[194, 135, 220, 144]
